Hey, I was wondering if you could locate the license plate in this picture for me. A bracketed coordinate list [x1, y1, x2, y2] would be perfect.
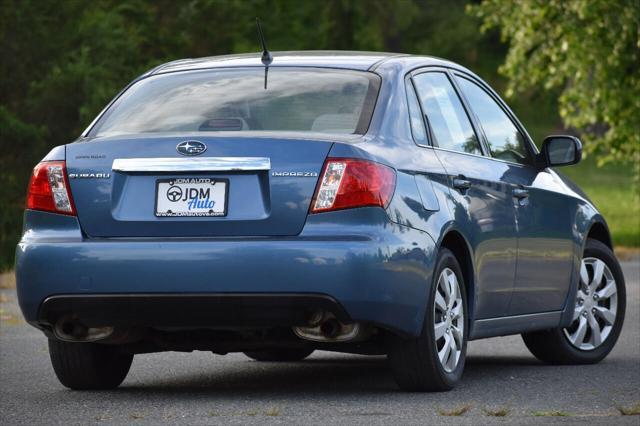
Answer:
[155, 178, 228, 217]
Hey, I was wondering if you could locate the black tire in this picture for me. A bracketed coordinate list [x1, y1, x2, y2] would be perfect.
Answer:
[388, 248, 468, 392]
[243, 348, 314, 362]
[48, 339, 133, 390]
[522, 239, 626, 364]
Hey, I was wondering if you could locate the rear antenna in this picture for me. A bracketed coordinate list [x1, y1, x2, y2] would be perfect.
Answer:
[256, 18, 272, 90]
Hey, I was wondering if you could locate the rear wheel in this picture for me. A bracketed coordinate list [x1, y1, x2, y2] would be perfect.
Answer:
[388, 248, 468, 392]
[48, 339, 133, 390]
[522, 239, 626, 364]
[243, 348, 314, 362]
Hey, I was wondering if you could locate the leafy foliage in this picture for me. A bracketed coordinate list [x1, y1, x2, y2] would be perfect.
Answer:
[469, 0, 640, 177]
[0, 0, 636, 268]
[1, 0, 508, 269]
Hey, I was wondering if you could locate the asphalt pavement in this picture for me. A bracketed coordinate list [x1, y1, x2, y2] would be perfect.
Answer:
[1, 261, 638, 425]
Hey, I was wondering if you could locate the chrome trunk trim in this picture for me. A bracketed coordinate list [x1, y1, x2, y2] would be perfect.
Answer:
[112, 157, 271, 172]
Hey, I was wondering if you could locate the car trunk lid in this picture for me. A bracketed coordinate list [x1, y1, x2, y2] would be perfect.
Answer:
[66, 134, 341, 238]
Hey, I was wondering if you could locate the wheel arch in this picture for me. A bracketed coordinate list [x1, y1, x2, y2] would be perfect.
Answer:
[560, 216, 613, 328]
[586, 220, 613, 250]
[438, 229, 476, 326]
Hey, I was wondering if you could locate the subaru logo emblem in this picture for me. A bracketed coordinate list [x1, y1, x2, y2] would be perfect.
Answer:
[176, 140, 207, 156]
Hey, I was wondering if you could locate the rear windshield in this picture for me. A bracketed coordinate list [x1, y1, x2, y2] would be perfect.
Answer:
[90, 68, 380, 137]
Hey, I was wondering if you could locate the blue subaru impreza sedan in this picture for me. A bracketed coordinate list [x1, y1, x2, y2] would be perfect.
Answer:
[16, 52, 626, 391]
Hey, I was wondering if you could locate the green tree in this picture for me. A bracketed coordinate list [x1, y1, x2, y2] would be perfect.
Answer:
[0, 0, 512, 269]
[469, 0, 640, 177]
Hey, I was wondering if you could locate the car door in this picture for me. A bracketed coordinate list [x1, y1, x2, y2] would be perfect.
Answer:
[452, 73, 575, 315]
[411, 70, 518, 320]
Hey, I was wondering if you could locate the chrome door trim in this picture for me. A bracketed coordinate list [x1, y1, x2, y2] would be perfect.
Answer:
[112, 157, 271, 172]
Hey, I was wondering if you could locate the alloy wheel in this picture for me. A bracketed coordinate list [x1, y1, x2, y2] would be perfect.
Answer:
[563, 257, 618, 350]
[434, 267, 464, 373]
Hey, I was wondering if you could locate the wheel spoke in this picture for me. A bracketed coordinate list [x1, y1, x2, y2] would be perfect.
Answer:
[572, 305, 582, 322]
[448, 334, 458, 364]
[570, 316, 588, 346]
[434, 321, 447, 340]
[597, 281, 616, 300]
[590, 260, 605, 290]
[565, 257, 616, 350]
[435, 291, 447, 312]
[587, 313, 602, 346]
[450, 303, 462, 320]
[439, 271, 451, 301]
[434, 267, 463, 373]
[447, 273, 457, 308]
[580, 262, 590, 288]
[594, 306, 616, 325]
[438, 334, 452, 365]
[451, 325, 463, 346]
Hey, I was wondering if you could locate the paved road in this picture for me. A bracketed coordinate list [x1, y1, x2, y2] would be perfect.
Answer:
[1, 261, 639, 425]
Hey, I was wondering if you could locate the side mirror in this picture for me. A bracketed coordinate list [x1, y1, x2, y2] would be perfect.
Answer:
[538, 135, 582, 168]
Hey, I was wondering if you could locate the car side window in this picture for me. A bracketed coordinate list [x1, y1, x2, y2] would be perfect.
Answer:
[455, 76, 533, 165]
[406, 81, 428, 145]
[412, 72, 482, 155]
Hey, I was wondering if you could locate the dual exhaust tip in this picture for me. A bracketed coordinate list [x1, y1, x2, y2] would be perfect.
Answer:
[54, 316, 113, 343]
[53, 312, 366, 344]
[293, 311, 367, 342]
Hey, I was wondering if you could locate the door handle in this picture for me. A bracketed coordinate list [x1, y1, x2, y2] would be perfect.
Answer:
[513, 188, 529, 199]
[452, 177, 471, 191]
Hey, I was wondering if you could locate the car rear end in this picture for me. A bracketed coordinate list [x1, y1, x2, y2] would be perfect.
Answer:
[15, 64, 435, 358]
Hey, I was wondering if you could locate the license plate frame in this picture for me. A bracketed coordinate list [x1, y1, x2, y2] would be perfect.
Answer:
[154, 178, 229, 218]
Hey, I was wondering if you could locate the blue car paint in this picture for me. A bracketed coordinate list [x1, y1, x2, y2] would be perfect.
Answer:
[17, 208, 437, 337]
[66, 134, 342, 237]
[16, 52, 610, 339]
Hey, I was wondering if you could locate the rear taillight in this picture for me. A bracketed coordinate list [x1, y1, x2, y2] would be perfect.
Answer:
[26, 161, 76, 215]
[311, 158, 396, 213]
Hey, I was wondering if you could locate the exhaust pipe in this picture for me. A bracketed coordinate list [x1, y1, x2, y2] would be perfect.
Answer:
[293, 312, 369, 342]
[319, 318, 341, 338]
[59, 320, 88, 340]
[54, 316, 114, 342]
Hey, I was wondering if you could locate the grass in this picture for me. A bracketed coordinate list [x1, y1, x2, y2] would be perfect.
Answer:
[0, 272, 15, 289]
[206, 408, 280, 418]
[532, 410, 572, 417]
[264, 407, 281, 417]
[438, 403, 473, 416]
[560, 156, 639, 247]
[483, 407, 510, 417]
[94, 415, 111, 422]
[616, 401, 640, 416]
[513, 95, 638, 248]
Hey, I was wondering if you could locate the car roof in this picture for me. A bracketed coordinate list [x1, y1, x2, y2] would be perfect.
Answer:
[147, 51, 463, 75]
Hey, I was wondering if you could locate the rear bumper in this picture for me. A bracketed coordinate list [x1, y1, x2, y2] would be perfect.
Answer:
[16, 208, 437, 337]
[38, 293, 350, 328]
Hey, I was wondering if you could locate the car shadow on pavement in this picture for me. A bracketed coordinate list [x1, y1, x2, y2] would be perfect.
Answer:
[104, 354, 545, 397]
[118, 356, 394, 396]
[466, 355, 542, 367]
